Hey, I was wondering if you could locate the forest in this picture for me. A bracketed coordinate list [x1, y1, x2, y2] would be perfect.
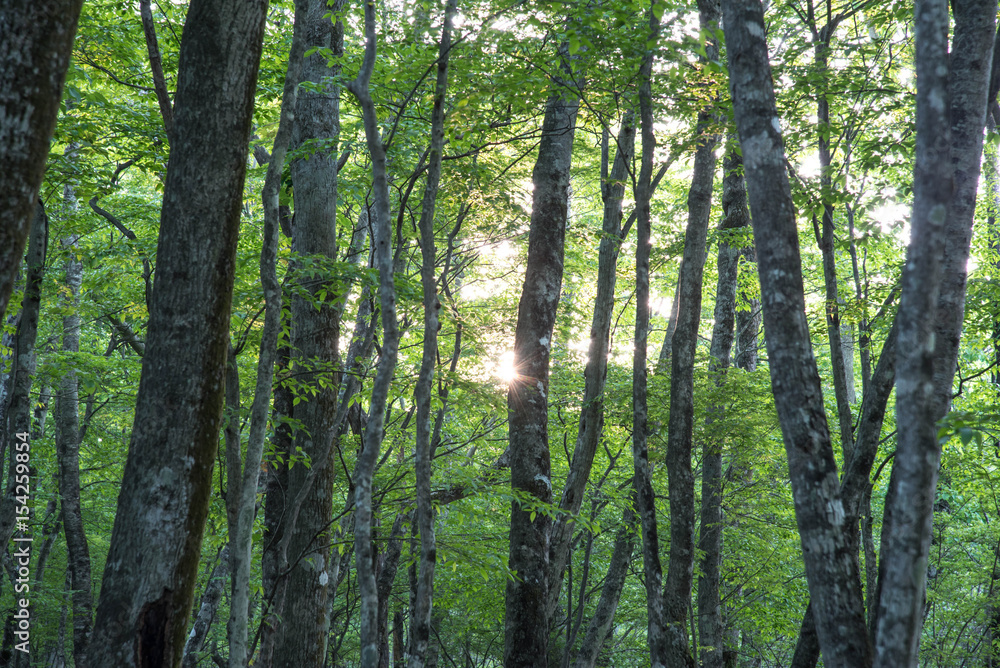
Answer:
[2, 0, 1000, 665]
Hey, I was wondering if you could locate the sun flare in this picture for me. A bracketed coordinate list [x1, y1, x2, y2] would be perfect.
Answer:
[497, 350, 517, 384]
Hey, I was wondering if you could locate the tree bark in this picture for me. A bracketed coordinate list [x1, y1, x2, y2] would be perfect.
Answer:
[85, 0, 269, 664]
[182, 545, 229, 668]
[226, 3, 305, 666]
[0, 0, 83, 323]
[632, 2, 669, 665]
[722, 1, 872, 665]
[548, 109, 635, 618]
[138, 0, 174, 135]
[0, 203, 46, 554]
[874, 2, 996, 666]
[810, 18, 854, 462]
[663, 2, 720, 666]
[571, 505, 636, 668]
[56, 232, 92, 665]
[503, 40, 581, 668]
[272, 0, 344, 662]
[346, 2, 402, 663]
[409, 2, 457, 666]
[697, 141, 744, 668]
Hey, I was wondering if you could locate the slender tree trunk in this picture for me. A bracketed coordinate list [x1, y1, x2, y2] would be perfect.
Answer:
[812, 27, 855, 462]
[272, 0, 344, 662]
[697, 141, 744, 668]
[346, 2, 402, 663]
[86, 0, 269, 664]
[734, 240, 761, 372]
[571, 505, 636, 668]
[0, 203, 46, 553]
[138, 0, 173, 135]
[409, 2, 456, 666]
[548, 109, 635, 618]
[257, 332, 291, 668]
[722, 1, 872, 665]
[874, 2, 996, 666]
[377, 514, 406, 668]
[663, 2, 721, 666]
[503, 39, 581, 668]
[0, 0, 83, 322]
[226, 3, 304, 666]
[182, 545, 229, 668]
[56, 231, 92, 665]
[632, 2, 668, 665]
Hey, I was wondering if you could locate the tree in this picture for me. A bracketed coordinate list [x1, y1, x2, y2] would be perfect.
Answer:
[721, 0, 872, 665]
[874, 1, 996, 665]
[85, 0, 269, 663]
[0, 0, 84, 322]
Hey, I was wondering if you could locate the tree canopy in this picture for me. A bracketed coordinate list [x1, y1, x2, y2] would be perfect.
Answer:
[2, 0, 1000, 666]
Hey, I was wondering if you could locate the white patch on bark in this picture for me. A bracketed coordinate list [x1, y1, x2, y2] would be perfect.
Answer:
[746, 21, 765, 39]
[771, 117, 782, 135]
[742, 130, 776, 171]
[319, 571, 329, 586]
[534, 474, 551, 490]
[929, 87, 946, 113]
[536, 380, 546, 398]
[929, 203, 947, 225]
[539, 336, 549, 348]
[827, 498, 845, 526]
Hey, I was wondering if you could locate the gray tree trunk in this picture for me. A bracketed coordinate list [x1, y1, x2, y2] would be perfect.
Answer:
[346, 2, 402, 663]
[663, 2, 720, 666]
[55, 231, 92, 665]
[722, 1, 872, 665]
[0, 204, 46, 555]
[138, 0, 173, 135]
[0, 0, 83, 322]
[409, 2, 457, 666]
[85, 0, 269, 664]
[571, 505, 636, 668]
[182, 545, 229, 668]
[874, 2, 996, 666]
[548, 109, 635, 618]
[697, 141, 745, 668]
[503, 41, 581, 668]
[810, 19, 855, 462]
[226, 2, 305, 666]
[632, 2, 669, 666]
[272, 0, 345, 662]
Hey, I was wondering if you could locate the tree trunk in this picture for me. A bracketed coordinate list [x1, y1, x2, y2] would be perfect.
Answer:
[811, 24, 855, 462]
[571, 505, 636, 668]
[182, 545, 229, 668]
[346, 2, 402, 663]
[0, 203, 46, 554]
[548, 109, 635, 618]
[85, 0, 269, 664]
[874, 2, 995, 666]
[138, 0, 173, 135]
[697, 140, 744, 668]
[632, 2, 668, 665]
[377, 514, 406, 668]
[56, 231, 92, 665]
[663, 2, 720, 666]
[226, 3, 304, 666]
[410, 2, 456, 666]
[272, 0, 344, 663]
[0, 0, 83, 322]
[791, 320, 899, 668]
[722, 1, 872, 665]
[503, 40, 580, 668]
